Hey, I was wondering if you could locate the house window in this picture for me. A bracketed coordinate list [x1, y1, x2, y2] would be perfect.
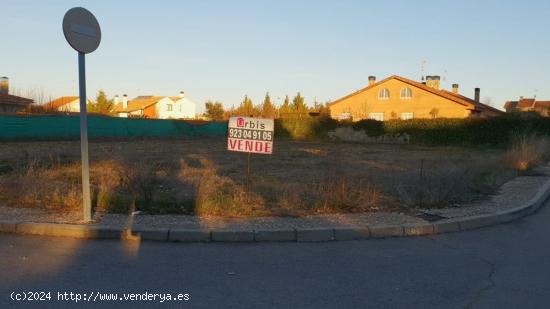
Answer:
[400, 112, 413, 120]
[378, 88, 390, 100]
[167, 104, 173, 111]
[400, 88, 412, 99]
[368, 112, 384, 121]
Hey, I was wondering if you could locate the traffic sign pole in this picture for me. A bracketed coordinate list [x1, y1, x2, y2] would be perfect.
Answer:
[62, 7, 101, 223]
[78, 52, 92, 222]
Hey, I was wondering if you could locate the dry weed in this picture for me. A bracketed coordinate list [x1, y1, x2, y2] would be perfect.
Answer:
[504, 133, 550, 171]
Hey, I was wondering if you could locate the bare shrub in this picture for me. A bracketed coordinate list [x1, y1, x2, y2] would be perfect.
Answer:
[312, 173, 395, 213]
[91, 159, 127, 213]
[179, 158, 267, 216]
[121, 160, 164, 212]
[0, 161, 82, 210]
[272, 171, 396, 215]
[396, 160, 475, 208]
[504, 133, 550, 171]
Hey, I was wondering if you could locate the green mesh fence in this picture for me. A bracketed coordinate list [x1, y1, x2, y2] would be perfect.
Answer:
[0, 114, 227, 140]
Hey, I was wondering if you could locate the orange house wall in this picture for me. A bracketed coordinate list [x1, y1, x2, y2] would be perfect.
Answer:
[329, 79, 472, 120]
[143, 104, 158, 118]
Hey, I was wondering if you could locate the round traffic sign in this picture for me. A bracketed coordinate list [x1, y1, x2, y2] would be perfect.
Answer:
[62, 7, 101, 54]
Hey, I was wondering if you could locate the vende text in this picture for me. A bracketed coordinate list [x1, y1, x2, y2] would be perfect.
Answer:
[227, 138, 273, 154]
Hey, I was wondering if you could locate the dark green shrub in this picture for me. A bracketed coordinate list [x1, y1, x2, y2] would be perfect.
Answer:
[351, 119, 385, 137]
[277, 116, 550, 146]
[275, 117, 338, 139]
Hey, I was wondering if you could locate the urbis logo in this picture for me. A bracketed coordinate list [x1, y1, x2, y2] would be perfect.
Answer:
[237, 118, 245, 127]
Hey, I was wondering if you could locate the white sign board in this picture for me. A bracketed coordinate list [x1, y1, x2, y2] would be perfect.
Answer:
[62, 7, 101, 54]
[228, 116, 274, 154]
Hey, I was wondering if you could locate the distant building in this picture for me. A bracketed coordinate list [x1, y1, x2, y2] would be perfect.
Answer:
[504, 97, 550, 117]
[112, 91, 196, 119]
[43, 96, 82, 112]
[328, 75, 503, 121]
[0, 77, 33, 113]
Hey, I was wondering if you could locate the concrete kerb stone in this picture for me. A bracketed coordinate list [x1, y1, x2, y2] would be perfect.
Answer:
[527, 178, 550, 211]
[130, 228, 170, 241]
[402, 223, 434, 236]
[169, 229, 211, 242]
[369, 225, 404, 238]
[211, 230, 254, 242]
[0, 220, 17, 233]
[254, 229, 296, 241]
[15, 222, 121, 239]
[333, 227, 370, 240]
[433, 220, 461, 234]
[496, 206, 532, 224]
[458, 214, 502, 231]
[296, 228, 334, 242]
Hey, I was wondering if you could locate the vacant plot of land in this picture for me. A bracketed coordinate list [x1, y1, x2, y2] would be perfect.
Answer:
[0, 138, 514, 217]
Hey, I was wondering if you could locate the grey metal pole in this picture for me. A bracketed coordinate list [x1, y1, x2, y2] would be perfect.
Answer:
[78, 52, 92, 222]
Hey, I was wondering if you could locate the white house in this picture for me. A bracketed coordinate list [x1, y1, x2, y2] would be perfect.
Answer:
[112, 91, 196, 119]
[44, 96, 82, 112]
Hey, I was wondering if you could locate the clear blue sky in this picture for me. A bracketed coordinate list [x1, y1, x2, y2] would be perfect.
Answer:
[2, 0, 550, 112]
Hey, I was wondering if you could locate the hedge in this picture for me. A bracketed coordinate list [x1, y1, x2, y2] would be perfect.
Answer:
[276, 116, 550, 146]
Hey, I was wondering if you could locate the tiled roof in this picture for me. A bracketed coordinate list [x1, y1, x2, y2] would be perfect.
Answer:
[43, 96, 79, 109]
[517, 98, 535, 108]
[535, 101, 550, 108]
[504, 101, 518, 109]
[112, 96, 164, 113]
[0, 94, 33, 106]
[328, 75, 504, 114]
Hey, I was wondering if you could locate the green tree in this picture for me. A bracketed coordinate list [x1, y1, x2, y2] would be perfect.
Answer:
[278, 95, 292, 118]
[204, 100, 225, 120]
[312, 101, 331, 119]
[261, 92, 277, 118]
[88, 90, 113, 115]
[291, 92, 308, 119]
[236, 95, 258, 116]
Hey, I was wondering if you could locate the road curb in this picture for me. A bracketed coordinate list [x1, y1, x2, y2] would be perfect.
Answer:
[212, 230, 254, 242]
[2, 177, 550, 242]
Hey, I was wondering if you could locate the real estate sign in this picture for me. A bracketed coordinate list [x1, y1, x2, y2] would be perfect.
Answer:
[227, 116, 274, 154]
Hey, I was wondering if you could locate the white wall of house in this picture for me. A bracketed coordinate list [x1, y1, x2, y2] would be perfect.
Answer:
[173, 96, 196, 119]
[58, 99, 80, 112]
[155, 96, 196, 119]
[155, 97, 177, 119]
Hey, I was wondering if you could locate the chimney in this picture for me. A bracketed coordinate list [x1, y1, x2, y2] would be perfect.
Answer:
[113, 95, 120, 105]
[0, 77, 8, 95]
[474, 88, 480, 102]
[426, 75, 440, 90]
[368, 76, 376, 86]
[179, 91, 185, 99]
[452, 83, 459, 94]
[122, 94, 128, 109]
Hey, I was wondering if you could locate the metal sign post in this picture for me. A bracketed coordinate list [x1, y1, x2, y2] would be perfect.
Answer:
[246, 152, 251, 202]
[62, 7, 101, 222]
[78, 52, 92, 222]
[227, 116, 274, 203]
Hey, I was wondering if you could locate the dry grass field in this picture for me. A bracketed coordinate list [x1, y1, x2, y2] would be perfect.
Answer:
[0, 138, 520, 217]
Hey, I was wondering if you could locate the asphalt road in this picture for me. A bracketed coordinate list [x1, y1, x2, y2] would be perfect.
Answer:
[2, 203, 550, 309]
